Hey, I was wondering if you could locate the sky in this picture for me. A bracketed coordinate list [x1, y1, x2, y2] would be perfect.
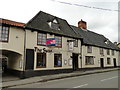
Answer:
[0, 0, 119, 43]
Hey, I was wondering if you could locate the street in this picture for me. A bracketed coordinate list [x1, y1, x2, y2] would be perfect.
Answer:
[8, 70, 119, 88]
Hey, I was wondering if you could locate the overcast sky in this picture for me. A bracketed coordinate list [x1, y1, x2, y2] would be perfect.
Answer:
[0, 0, 119, 43]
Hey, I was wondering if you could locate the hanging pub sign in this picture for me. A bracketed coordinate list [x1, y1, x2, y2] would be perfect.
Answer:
[68, 41, 74, 51]
[46, 38, 56, 46]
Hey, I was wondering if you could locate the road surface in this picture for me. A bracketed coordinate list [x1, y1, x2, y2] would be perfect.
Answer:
[8, 70, 119, 88]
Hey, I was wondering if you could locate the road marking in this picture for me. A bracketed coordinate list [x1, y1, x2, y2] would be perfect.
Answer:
[66, 84, 88, 90]
[101, 76, 118, 82]
[73, 84, 88, 88]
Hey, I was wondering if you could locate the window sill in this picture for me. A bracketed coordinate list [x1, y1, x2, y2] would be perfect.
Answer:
[0, 41, 9, 43]
[87, 52, 92, 53]
[37, 44, 46, 46]
[55, 46, 62, 48]
[54, 66, 62, 67]
[36, 66, 46, 68]
[85, 64, 94, 65]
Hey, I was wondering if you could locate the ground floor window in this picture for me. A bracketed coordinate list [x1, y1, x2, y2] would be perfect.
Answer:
[36, 53, 46, 68]
[54, 54, 62, 67]
[85, 56, 94, 65]
[107, 58, 111, 64]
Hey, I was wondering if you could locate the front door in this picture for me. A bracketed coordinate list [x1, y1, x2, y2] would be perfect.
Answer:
[113, 58, 117, 67]
[25, 49, 34, 70]
[72, 53, 78, 70]
[100, 58, 104, 68]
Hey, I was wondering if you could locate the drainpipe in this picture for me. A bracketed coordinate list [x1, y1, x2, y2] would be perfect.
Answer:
[21, 26, 26, 79]
[80, 40, 83, 69]
[80, 46, 82, 69]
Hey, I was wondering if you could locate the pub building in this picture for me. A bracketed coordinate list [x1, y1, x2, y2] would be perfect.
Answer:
[0, 11, 119, 78]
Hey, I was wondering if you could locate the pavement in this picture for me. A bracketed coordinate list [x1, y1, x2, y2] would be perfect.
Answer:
[2, 73, 19, 82]
[1, 67, 119, 88]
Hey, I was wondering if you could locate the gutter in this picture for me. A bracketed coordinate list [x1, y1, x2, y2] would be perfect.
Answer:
[25, 26, 81, 40]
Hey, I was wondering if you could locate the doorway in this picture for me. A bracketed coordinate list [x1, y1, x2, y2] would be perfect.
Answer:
[72, 53, 79, 70]
[113, 58, 117, 67]
[26, 49, 34, 70]
[100, 58, 104, 68]
[0, 57, 8, 73]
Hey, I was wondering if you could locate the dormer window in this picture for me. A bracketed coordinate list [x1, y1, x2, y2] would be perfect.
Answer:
[58, 27, 60, 30]
[105, 39, 109, 44]
[48, 19, 60, 30]
[48, 22, 52, 28]
[53, 19, 58, 23]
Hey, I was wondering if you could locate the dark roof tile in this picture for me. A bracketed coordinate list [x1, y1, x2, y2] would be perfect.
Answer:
[25, 11, 80, 39]
[71, 25, 119, 50]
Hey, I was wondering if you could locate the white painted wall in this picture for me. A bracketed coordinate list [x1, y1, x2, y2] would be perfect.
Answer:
[82, 45, 119, 68]
[0, 26, 25, 71]
[26, 29, 81, 70]
[1, 27, 119, 72]
[1, 27, 24, 55]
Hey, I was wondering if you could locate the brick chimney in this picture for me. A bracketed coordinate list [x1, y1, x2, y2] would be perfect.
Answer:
[78, 19, 87, 29]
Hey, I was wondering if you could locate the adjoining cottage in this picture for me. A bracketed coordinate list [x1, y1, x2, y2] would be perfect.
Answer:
[0, 19, 25, 77]
[0, 11, 119, 78]
[71, 20, 120, 69]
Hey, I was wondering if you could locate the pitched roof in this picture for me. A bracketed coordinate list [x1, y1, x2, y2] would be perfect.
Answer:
[0, 18, 25, 28]
[25, 11, 80, 39]
[71, 25, 119, 50]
